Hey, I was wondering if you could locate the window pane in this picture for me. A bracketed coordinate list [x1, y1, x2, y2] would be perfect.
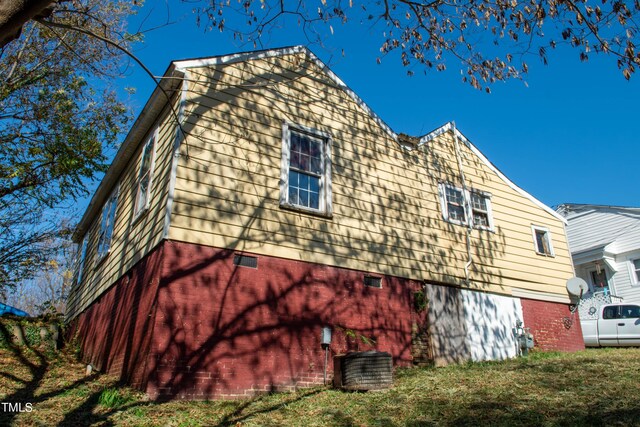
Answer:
[98, 193, 118, 258]
[140, 138, 154, 173]
[290, 151, 302, 170]
[300, 134, 309, 154]
[137, 175, 150, 211]
[299, 154, 309, 170]
[309, 138, 321, 157]
[288, 184, 298, 205]
[310, 157, 322, 174]
[471, 193, 487, 211]
[448, 204, 466, 222]
[299, 173, 309, 190]
[309, 191, 319, 209]
[603, 306, 617, 319]
[76, 239, 88, 284]
[446, 187, 464, 205]
[473, 212, 488, 227]
[535, 230, 549, 254]
[291, 132, 301, 153]
[309, 176, 319, 193]
[634, 259, 640, 282]
[299, 190, 309, 206]
[621, 305, 640, 318]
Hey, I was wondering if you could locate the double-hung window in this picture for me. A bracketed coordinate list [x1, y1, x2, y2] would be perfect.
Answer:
[470, 191, 491, 228]
[280, 123, 332, 215]
[97, 188, 119, 260]
[439, 183, 493, 231]
[75, 237, 88, 285]
[134, 132, 156, 217]
[531, 225, 554, 257]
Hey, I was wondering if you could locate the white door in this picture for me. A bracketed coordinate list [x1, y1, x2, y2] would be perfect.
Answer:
[616, 305, 640, 346]
[598, 305, 619, 346]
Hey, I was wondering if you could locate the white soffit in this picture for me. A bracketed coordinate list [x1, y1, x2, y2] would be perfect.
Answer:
[419, 122, 567, 224]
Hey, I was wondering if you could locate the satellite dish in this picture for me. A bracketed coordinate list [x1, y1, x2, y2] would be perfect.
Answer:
[566, 277, 589, 298]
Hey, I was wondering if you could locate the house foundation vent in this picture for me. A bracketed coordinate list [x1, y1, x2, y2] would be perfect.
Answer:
[233, 255, 258, 268]
[333, 351, 393, 391]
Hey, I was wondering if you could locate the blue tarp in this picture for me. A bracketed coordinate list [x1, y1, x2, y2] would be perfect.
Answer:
[0, 302, 29, 317]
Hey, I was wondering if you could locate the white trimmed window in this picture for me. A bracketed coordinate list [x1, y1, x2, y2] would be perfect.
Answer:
[280, 123, 332, 215]
[97, 188, 119, 260]
[133, 132, 157, 217]
[531, 225, 554, 256]
[439, 183, 493, 231]
[75, 237, 88, 285]
[470, 191, 492, 229]
[631, 259, 640, 285]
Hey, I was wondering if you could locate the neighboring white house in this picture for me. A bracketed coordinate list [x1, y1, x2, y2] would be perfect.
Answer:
[556, 204, 640, 321]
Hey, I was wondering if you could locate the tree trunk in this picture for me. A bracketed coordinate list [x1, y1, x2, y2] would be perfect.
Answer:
[0, 0, 56, 47]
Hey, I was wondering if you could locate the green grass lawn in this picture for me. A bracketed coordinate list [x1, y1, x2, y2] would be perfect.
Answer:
[1, 344, 639, 426]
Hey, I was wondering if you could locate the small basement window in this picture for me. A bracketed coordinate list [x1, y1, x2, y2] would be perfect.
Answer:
[364, 276, 382, 288]
[233, 254, 258, 268]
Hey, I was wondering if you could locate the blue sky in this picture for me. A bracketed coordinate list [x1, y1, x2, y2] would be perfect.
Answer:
[116, 2, 639, 209]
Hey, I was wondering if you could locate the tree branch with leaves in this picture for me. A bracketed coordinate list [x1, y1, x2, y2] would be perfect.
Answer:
[192, 0, 640, 90]
[0, 0, 135, 292]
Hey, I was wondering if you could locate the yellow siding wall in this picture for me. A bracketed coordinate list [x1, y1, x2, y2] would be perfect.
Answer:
[167, 51, 573, 300]
[66, 101, 178, 319]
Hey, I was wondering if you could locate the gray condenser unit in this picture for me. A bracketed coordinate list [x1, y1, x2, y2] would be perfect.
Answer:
[333, 351, 393, 390]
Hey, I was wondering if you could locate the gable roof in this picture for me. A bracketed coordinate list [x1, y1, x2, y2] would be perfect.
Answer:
[74, 46, 564, 240]
[419, 122, 567, 224]
[171, 45, 398, 140]
[74, 46, 399, 241]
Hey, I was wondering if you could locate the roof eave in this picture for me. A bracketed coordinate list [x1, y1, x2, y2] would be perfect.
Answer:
[73, 65, 184, 242]
[418, 122, 567, 225]
[172, 45, 398, 142]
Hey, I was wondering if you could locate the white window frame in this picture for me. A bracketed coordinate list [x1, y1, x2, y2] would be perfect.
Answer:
[75, 237, 88, 285]
[133, 129, 158, 219]
[438, 183, 494, 231]
[97, 187, 119, 261]
[628, 257, 640, 286]
[279, 122, 332, 216]
[531, 225, 555, 257]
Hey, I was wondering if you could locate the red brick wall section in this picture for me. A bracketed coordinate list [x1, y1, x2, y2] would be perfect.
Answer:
[67, 244, 165, 389]
[146, 241, 422, 400]
[520, 298, 585, 352]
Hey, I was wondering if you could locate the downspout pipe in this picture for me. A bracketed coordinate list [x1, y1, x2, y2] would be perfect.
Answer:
[452, 122, 474, 284]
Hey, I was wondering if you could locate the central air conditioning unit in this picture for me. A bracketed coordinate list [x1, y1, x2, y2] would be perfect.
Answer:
[333, 351, 393, 391]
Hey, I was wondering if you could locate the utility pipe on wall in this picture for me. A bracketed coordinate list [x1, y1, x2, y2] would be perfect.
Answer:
[452, 122, 474, 285]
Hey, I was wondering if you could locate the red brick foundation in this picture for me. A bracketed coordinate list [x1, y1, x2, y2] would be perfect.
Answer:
[520, 298, 585, 352]
[69, 240, 422, 399]
[148, 241, 421, 399]
[67, 244, 165, 389]
[69, 240, 584, 399]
